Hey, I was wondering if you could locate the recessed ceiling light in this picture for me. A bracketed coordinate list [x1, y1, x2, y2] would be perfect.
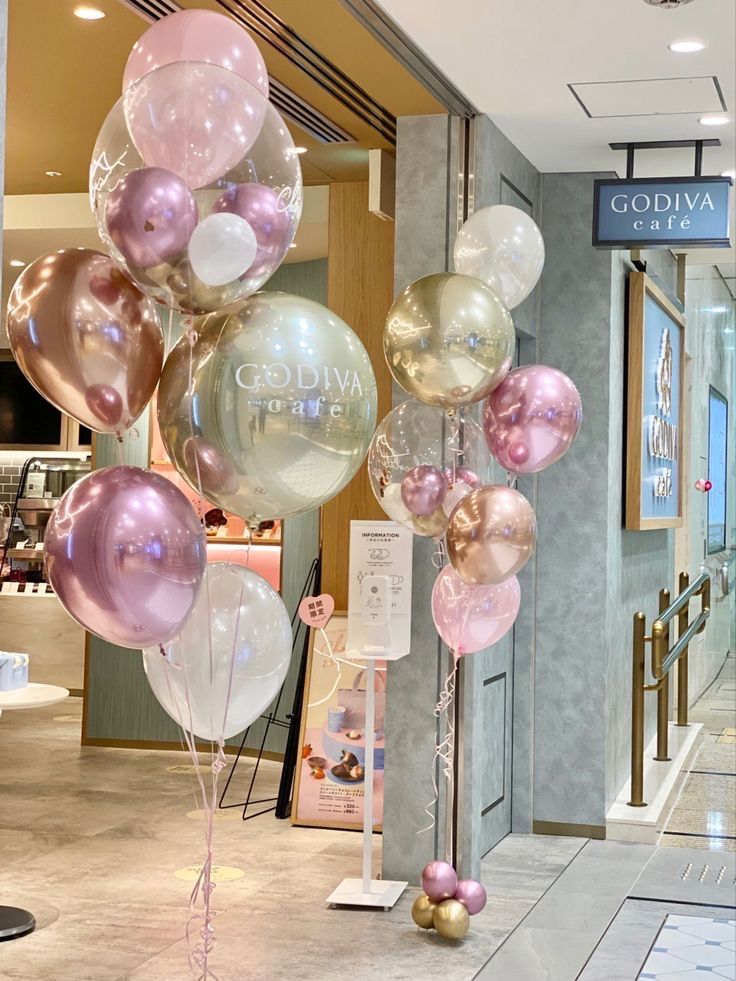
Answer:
[699, 115, 729, 126]
[293, 147, 308, 155]
[74, 5, 105, 19]
[289, 243, 298, 248]
[9, 260, 26, 268]
[722, 169, 736, 179]
[45, 170, 62, 177]
[669, 39, 705, 53]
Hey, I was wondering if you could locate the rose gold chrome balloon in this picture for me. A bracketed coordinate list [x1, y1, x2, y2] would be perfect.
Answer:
[446, 484, 536, 585]
[6, 249, 163, 435]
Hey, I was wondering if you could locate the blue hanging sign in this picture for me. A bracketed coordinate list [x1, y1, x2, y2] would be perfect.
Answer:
[593, 176, 732, 249]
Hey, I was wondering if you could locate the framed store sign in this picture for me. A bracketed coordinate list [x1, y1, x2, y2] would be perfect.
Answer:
[292, 615, 388, 832]
[625, 272, 685, 530]
[707, 386, 728, 554]
[593, 176, 732, 249]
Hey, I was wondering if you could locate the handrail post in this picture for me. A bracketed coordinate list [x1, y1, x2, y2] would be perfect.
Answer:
[654, 588, 671, 762]
[698, 574, 711, 633]
[676, 571, 690, 726]
[629, 612, 647, 807]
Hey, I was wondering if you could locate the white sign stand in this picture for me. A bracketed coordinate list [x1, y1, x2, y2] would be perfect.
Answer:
[326, 521, 412, 911]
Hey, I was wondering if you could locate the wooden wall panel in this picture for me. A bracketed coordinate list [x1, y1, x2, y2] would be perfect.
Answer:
[322, 181, 394, 608]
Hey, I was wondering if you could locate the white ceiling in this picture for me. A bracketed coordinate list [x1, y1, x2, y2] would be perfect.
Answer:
[378, 0, 736, 179]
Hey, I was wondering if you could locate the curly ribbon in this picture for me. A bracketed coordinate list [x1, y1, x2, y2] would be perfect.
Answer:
[417, 654, 458, 835]
[308, 626, 379, 709]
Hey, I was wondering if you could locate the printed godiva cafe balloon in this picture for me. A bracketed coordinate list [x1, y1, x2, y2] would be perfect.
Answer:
[384, 272, 514, 408]
[157, 293, 378, 523]
[44, 466, 206, 650]
[445, 484, 537, 586]
[6, 249, 163, 435]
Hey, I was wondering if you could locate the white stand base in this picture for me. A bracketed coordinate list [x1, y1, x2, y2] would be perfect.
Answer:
[606, 722, 703, 844]
[326, 877, 408, 910]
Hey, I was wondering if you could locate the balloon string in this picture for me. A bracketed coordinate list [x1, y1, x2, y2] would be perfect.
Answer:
[307, 627, 379, 709]
[417, 657, 458, 835]
[166, 307, 174, 356]
[432, 538, 446, 570]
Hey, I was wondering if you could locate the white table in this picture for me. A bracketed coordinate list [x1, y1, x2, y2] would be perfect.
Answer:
[0, 682, 69, 941]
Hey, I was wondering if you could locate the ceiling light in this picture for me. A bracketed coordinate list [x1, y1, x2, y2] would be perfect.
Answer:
[669, 39, 705, 53]
[9, 260, 25, 268]
[289, 243, 298, 248]
[45, 170, 62, 177]
[74, 6, 105, 19]
[698, 116, 729, 126]
[293, 147, 308, 155]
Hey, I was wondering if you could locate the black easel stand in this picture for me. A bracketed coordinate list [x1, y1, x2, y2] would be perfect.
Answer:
[218, 557, 320, 821]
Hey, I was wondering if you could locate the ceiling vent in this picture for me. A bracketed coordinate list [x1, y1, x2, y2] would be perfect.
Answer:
[642, 0, 695, 7]
[119, 0, 363, 144]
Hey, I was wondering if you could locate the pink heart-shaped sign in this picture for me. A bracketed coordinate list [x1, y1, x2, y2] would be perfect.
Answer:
[298, 594, 335, 630]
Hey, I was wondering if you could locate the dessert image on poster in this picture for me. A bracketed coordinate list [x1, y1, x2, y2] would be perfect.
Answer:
[292, 615, 387, 831]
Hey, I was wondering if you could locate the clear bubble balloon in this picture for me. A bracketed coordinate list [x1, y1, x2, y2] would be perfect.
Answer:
[157, 293, 378, 524]
[142, 563, 292, 741]
[90, 61, 302, 314]
[367, 399, 492, 538]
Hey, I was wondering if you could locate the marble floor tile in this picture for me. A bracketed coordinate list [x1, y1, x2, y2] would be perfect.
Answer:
[660, 832, 736, 853]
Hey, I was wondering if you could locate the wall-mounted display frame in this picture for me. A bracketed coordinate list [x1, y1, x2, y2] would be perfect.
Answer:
[707, 385, 728, 554]
[625, 271, 685, 530]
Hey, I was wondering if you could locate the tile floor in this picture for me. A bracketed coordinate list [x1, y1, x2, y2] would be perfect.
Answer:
[637, 914, 736, 980]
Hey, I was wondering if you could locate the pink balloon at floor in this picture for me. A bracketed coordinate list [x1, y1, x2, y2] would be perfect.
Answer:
[454, 879, 487, 915]
[483, 365, 582, 474]
[124, 61, 266, 189]
[105, 167, 198, 270]
[44, 466, 206, 650]
[431, 565, 520, 655]
[422, 861, 458, 903]
[211, 183, 295, 280]
[123, 8, 269, 98]
[401, 465, 448, 516]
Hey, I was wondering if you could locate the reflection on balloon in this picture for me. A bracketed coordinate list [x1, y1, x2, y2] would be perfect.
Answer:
[368, 400, 492, 538]
[104, 167, 198, 270]
[401, 465, 448, 516]
[454, 205, 545, 310]
[211, 183, 293, 280]
[6, 249, 163, 434]
[142, 564, 292, 741]
[182, 436, 240, 498]
[384, 272, 515, 407]
[431, 565, 520, 655]
[123, 7, 269, 97]
[188, 212, 258, 286]
[483, 365, 582, 474]
[44, 466, 206, 649]
[446, 485, 536, 586]
[158, 293, 377, 523]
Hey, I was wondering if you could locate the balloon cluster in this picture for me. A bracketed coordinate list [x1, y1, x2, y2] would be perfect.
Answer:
[411, 861, 487, 941]
[5, 9, 378, 738]
[369, 204, 582, 657]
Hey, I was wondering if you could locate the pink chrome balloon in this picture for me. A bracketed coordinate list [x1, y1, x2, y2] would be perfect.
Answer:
[445, 466, 481, 490]
[446, 485, 536, 586]
[105, 167, 198, 270]
[483, 365, 582, 474]
[401, 465, 448, 516]
[182, 436, 240, 498]
[123, 8, 269, 97]
[44, 466, 206, 650]
[211, 183, 295, 280]
[6, 249, 163, 435]
[422, 861, 458, 903]
[454, 879, 487, 915]
[431, 565, 520, 655]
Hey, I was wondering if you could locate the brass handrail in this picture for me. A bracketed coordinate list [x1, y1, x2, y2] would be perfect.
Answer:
[628, 571, 710, 807]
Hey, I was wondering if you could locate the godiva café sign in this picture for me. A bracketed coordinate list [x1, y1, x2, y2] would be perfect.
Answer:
[593, 176, 732, 249]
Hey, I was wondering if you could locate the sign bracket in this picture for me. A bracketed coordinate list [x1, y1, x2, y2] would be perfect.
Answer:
[610, 139, 721, 180]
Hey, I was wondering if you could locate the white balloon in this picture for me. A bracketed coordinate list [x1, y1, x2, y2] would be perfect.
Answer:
[188, 212, 258, 287]
[142, 563, 292, 741]
[453, 204, 544, 310]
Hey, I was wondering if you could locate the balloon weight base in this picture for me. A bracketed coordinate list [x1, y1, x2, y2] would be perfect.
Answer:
[326, 878, 407, 911]
[0, 906, 35, 941]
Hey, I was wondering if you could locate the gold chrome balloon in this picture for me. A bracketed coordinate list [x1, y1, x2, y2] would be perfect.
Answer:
[158, 292, 378, 523]
[433, 899, 470, 940]
[384, 273, 514, 408]
[446, 484, 536, 586]
[411, 894, 437, 929]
